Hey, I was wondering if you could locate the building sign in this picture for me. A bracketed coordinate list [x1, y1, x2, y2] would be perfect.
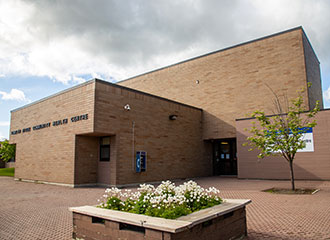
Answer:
[269, 127, 314, 153]
[53, 118, 68, 126]
[71, 114, 88, 122]
[33, 122, 51, 131]
[11, 114, 88, 135]
[297, 127, 314, 152]
[136, 151, 147, 173]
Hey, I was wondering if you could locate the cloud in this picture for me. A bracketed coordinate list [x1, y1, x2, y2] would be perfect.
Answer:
[0, 89, 29, 102]
[0, 0, 330, 85]
[0, 131, 6, 141]
[0, 121, 9, 127]
[324, 87, 330, 101]
[72, 76, 86, 84]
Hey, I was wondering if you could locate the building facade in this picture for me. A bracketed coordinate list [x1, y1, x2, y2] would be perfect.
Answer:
[9, 27, 329, 186]
[10, 80, 208, 186]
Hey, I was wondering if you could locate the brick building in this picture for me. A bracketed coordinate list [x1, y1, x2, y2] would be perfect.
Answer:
[9, 27, 330, 186]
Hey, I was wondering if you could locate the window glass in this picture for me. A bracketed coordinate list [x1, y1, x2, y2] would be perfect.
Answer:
[100, 137, 110, 161]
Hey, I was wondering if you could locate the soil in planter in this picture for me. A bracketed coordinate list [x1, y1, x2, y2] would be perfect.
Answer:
[262, 188, 319, 195]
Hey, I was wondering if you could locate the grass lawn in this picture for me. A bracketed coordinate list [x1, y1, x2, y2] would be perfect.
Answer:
[0, 167, 15, 177]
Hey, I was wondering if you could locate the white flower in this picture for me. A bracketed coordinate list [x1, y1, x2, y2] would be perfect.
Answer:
[98, 180, 222, 214]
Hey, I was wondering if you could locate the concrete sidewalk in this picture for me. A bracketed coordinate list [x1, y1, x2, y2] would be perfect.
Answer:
[0, 176, 329, 240]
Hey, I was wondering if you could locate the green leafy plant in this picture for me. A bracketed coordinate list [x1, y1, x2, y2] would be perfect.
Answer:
[244, 87, 320, 190]
[0, 140, 16, 162]
[98, 180, 222, 219]
[0, 167, 15, 177]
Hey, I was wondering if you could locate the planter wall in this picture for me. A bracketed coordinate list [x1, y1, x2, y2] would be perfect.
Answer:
[70, 199, 251, 240]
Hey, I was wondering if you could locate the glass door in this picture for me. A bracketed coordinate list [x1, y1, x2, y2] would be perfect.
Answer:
[213, 138, 237, 175]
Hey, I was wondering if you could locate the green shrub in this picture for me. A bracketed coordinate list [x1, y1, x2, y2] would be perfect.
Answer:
[0, 167, 15, 177]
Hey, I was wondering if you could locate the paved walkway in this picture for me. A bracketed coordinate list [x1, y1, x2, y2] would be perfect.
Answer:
[0, 176, 329, 240]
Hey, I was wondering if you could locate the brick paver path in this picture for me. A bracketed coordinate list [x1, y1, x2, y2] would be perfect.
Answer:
[0, 176, 329, 240]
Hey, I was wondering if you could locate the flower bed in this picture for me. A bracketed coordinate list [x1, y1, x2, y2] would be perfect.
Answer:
[70, 181, 251, 240]
[98, 180, 222, 219]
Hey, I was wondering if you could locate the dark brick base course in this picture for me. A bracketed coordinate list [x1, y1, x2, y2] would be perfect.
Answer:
[72, 208, 247, 240]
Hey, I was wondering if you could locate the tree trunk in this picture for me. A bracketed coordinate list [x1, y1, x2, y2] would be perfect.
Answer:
[289, 160, 295, 191]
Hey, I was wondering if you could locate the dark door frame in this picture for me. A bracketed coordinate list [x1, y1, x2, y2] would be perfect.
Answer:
[212, 138, 237, 176]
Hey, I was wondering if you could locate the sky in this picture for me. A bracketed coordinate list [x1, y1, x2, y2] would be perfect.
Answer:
[1, 0, 330, 140]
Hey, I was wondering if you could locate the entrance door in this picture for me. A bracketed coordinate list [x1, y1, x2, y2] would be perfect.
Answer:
[97, 137, 111, 184]
[213, 138, 237, 175]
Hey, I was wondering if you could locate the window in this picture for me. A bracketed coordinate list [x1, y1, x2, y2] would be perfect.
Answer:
[100, 137, 110, 161]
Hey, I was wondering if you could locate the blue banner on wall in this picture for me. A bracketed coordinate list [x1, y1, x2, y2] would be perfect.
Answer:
[269, 127, 314, 153]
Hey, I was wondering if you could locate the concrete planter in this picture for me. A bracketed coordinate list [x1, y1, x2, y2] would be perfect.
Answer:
[70, 199, 251, 240]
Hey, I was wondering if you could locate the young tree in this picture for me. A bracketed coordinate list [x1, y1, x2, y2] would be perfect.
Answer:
[0, 140, 16, 163]
[244, 88, 319, 190]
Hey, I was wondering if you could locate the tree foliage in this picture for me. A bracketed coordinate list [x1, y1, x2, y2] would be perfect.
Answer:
[244, 87, 320, 190]
[0, 140, 16, 162]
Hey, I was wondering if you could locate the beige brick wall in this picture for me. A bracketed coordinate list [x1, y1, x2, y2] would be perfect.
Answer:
[74, 135, 99, 184]
[10, 80, 209, 185]
[236, 110, 330, 180]
[94, 80, 209, 185]
[118, 28, 323, 140]
[302, 31, 324, 110]
[10, 82, 95, 184]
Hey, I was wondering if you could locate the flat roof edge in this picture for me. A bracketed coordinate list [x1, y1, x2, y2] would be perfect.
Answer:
[11, 78, 202, 113]
[235, 108, 330, 121]
[118, 26, 303, 84]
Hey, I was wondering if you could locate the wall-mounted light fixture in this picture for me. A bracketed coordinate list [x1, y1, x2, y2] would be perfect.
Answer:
[169, 114, 178, 120]
[124, 104, 131, 111]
